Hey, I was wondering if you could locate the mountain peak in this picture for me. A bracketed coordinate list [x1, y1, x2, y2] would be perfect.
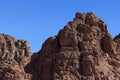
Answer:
[0, 12, 120, 80]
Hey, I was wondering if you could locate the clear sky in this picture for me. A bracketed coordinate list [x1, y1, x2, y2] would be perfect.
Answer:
[0, 0, 120, 53]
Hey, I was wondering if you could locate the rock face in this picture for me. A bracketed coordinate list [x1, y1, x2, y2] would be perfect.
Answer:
[0, 34, 31, 80]
[0, 12, 120, 80]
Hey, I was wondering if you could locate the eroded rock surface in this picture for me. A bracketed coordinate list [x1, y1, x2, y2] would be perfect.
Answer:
[1, 12, 120, 80]
[26, 12, 120, 80]
[0, 34, 32, 80]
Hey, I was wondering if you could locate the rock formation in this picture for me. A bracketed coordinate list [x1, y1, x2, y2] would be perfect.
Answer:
[0, 12, 120, 80]
[0, 34, 31, 80]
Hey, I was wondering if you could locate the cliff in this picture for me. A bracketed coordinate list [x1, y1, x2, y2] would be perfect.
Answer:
[0, 12, 120, 80]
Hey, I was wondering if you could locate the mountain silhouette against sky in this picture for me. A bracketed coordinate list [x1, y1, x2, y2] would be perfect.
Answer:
[0, 12, 120, 80]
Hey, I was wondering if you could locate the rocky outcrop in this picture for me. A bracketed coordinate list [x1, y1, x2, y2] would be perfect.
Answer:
[0, 12, 120, 80]
[26, 12, 120, 80]
[0, 34, 32, 80]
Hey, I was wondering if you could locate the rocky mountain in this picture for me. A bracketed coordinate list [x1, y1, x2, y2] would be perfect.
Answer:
[0, 34, 31, 80]
[0, 12, 120, 80]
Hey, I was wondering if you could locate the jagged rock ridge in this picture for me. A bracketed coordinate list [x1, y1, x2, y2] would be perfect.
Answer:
[0, 12, 120, 80]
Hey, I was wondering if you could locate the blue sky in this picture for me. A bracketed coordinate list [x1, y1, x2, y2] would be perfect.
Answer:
[0, 0, 120, 52]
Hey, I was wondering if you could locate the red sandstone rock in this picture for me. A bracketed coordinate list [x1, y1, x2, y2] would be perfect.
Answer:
[0, 34, 32, 80]
[0, 12, 120, 80]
